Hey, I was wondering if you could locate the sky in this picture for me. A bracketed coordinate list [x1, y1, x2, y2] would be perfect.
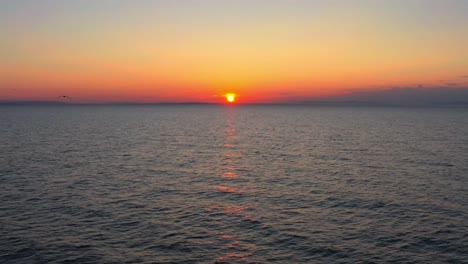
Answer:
[1, 0, 468, 103]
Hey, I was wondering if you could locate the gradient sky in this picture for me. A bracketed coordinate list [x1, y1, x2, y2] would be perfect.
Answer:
[1, 0, 468, 103]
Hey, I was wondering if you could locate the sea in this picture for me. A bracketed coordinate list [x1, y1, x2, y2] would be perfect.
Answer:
[1, 105, 467, 263]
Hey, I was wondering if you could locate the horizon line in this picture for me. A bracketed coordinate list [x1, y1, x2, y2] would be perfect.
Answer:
[1, 100, 468, 107]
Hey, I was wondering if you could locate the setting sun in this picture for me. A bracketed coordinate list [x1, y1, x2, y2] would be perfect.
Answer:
[225, 93, 236, 103]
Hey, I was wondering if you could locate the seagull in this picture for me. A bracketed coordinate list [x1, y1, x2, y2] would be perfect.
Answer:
[57, 95, 72, 100]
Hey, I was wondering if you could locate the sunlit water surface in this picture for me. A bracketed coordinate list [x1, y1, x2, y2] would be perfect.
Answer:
[1, 105, 467, 263]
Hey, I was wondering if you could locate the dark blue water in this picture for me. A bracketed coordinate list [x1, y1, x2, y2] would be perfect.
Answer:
[1, 105, 467, 263]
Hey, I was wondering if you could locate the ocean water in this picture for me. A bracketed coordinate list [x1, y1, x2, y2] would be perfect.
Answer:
[1, 105, 467, 264]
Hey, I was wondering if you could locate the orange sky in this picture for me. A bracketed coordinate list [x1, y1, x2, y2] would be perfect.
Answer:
[1, 1, 467, 103]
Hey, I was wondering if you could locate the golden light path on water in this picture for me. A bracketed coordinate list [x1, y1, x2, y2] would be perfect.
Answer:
[209, 106, 257, 262]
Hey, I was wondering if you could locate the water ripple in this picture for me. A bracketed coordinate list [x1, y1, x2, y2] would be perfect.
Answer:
[1, 105, 467, 263]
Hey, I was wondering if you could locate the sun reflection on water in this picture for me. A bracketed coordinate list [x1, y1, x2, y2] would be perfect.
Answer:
[206, 107, 259, 262]
[213, 185, 243, 193]
[222, 171, 239, 179]
[215, 231, 256, 263]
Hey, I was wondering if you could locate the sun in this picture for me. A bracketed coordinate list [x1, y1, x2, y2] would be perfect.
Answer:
[225, 93, 236, 103]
